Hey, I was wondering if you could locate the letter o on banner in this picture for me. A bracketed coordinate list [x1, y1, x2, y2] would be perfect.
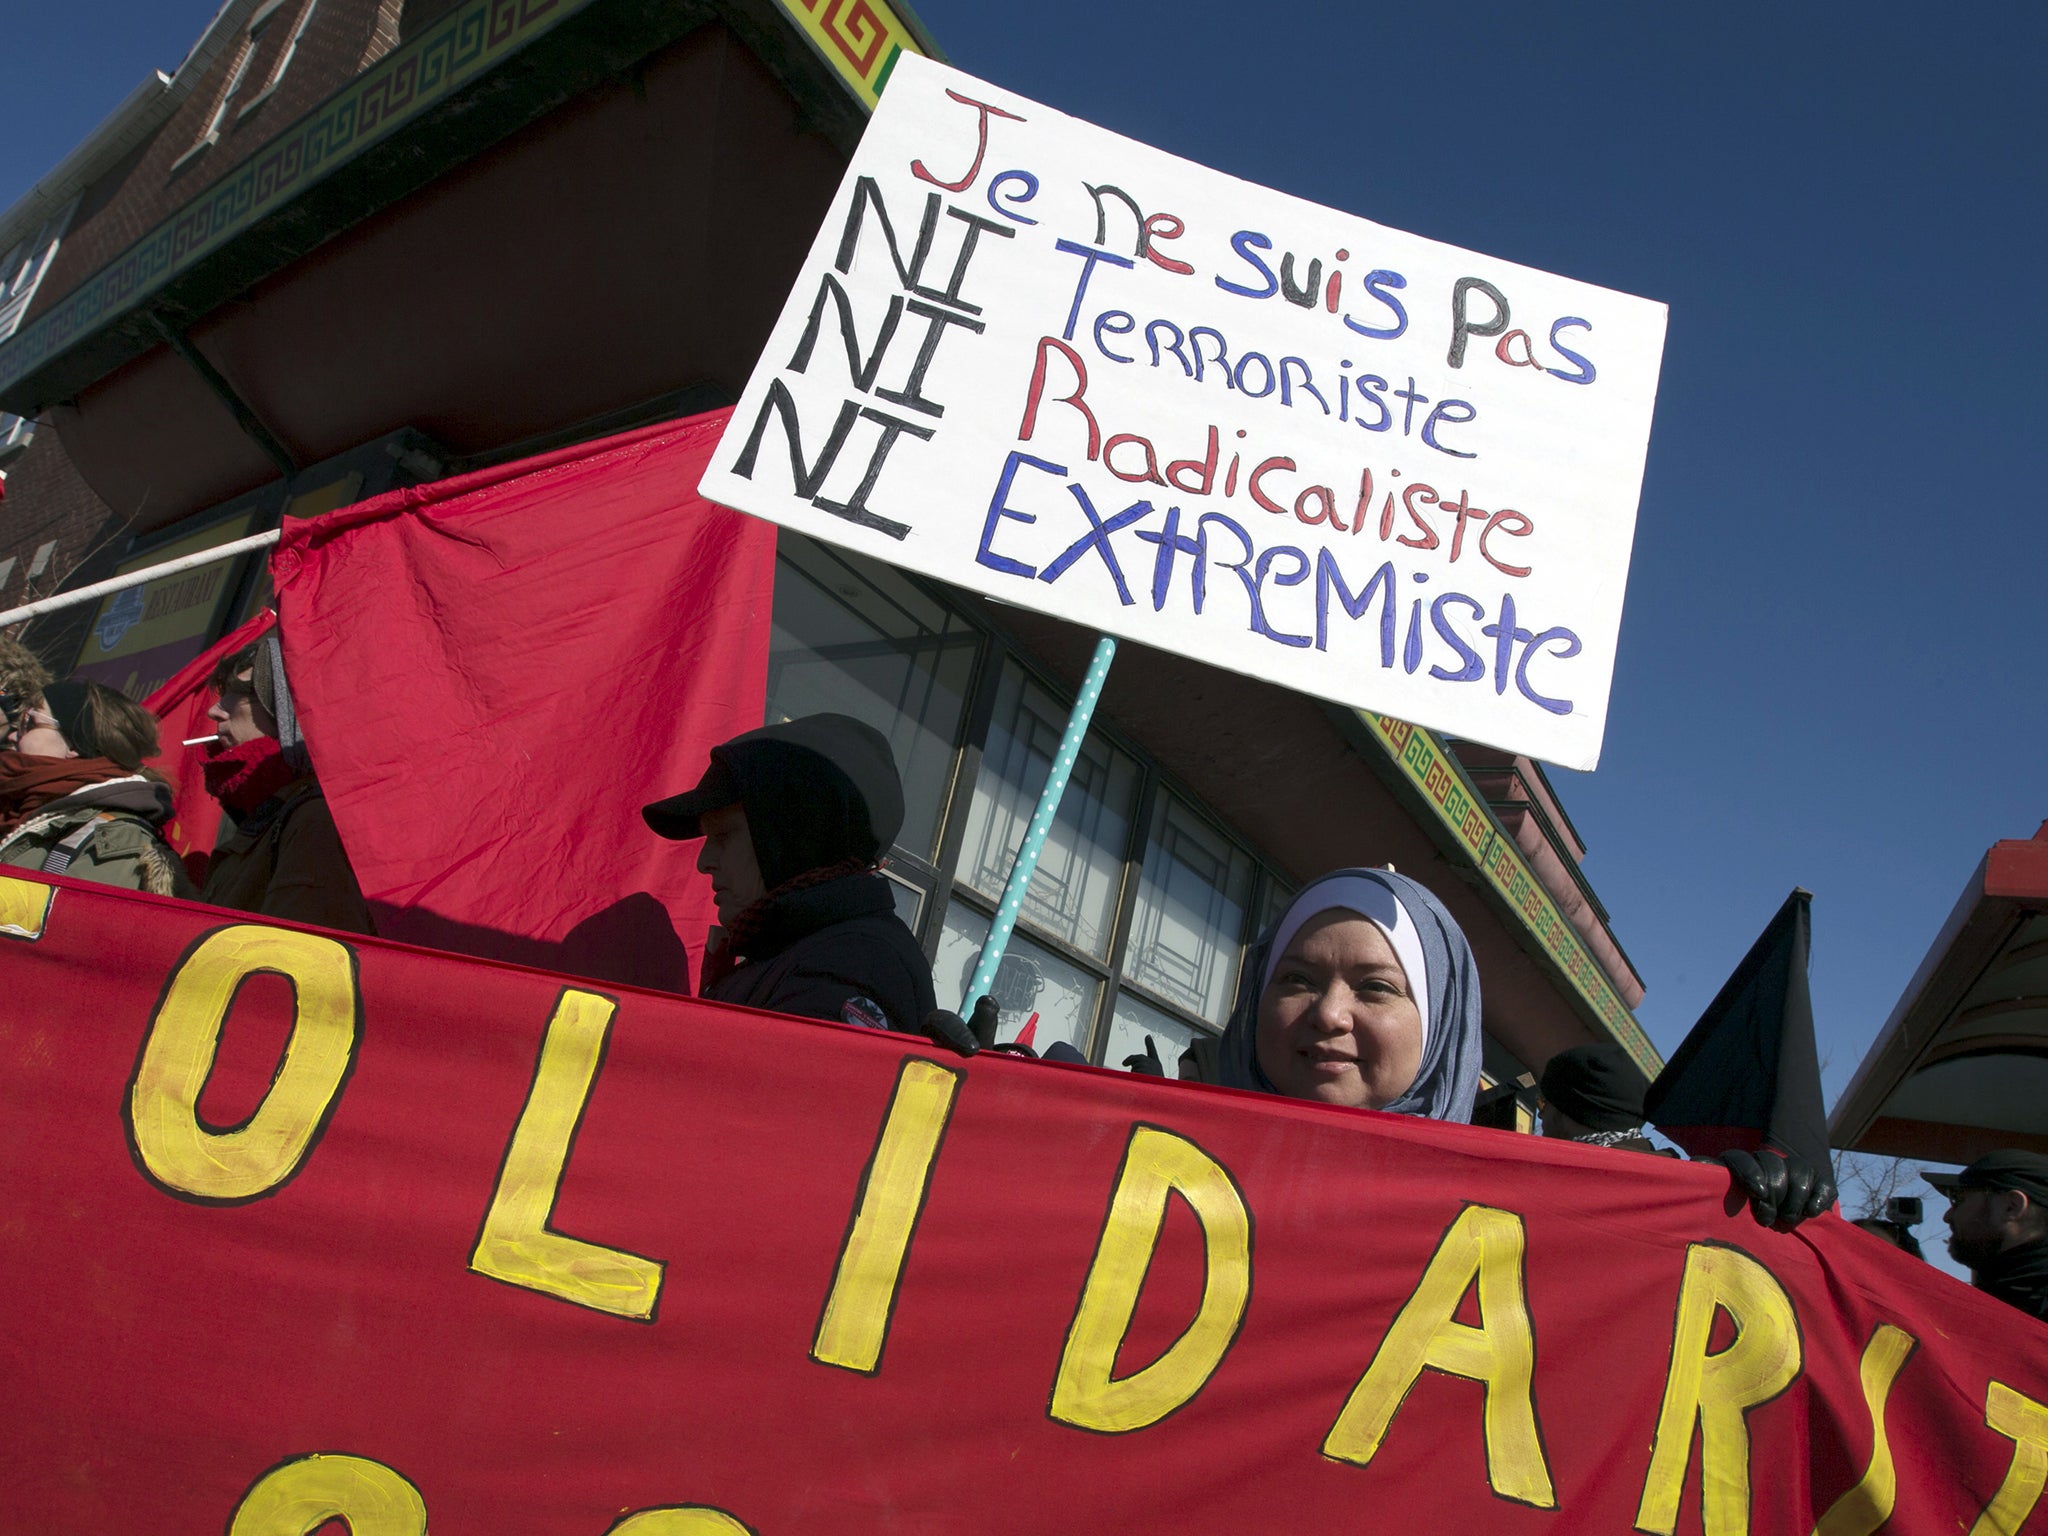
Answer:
[128, 925, 361, 1203]
[607, 1507, 759, 1534]
[229, 1453, 425, 1535]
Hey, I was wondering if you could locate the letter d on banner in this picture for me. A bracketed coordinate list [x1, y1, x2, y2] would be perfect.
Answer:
[127, 926, 361, 1203]
[1051, 1124, 1252, 1433]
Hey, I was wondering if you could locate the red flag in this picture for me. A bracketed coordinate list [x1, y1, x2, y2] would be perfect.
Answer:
[271, 409, 774, 991]
[142, 609, 276, 888]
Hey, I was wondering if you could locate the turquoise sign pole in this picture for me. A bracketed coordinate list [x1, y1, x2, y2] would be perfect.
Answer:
[962, 634, 1117, 1011]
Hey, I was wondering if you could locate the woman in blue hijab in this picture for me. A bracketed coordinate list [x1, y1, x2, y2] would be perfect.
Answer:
[1217, 868, 1483, 1122]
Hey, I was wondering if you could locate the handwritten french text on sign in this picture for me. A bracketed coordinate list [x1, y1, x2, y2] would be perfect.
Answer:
[700, 55, 1667, 769]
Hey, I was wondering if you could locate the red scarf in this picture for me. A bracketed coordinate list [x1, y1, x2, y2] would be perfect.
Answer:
[0, 752, 132, 836]
[699, 856, 875, 992]
[203, 737, 301, 815]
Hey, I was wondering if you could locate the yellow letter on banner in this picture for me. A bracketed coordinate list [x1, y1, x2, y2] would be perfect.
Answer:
[228, 1453, 425, 1535]
[1321, 1203, 1555, 1508]
[1810, 1324, 1918, 1536]
[607, 1506, 758, 1534]
[1968, 1381, 2048, 1536]
[1636, 1244, 1804, 1536]
[1050, 1124, 1252, 1434]
[470, 987, 665, 1321]
[0, 870, 54, 939]
[812, 1057, 963, 1373]
[128, 925, 360, 1203]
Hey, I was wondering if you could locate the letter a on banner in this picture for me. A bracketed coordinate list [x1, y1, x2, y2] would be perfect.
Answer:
[1323, 1203, 1555, 1507]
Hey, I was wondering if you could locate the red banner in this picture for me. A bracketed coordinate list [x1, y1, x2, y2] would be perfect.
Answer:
[4, 870, 2045, 1535]
[270, 409, 775, 991]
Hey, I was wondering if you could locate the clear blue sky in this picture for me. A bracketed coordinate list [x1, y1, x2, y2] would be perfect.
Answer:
[7, 1, 2043, 1250]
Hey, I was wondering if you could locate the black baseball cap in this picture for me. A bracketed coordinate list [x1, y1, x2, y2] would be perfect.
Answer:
[1924, 1150, 2048, 1205]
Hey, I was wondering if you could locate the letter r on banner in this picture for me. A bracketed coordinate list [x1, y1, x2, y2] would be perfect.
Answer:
[1636, 1243, 1803, 1536]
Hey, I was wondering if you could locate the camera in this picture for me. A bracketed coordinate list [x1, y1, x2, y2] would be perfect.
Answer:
[1885, 1196, 1923, 1227]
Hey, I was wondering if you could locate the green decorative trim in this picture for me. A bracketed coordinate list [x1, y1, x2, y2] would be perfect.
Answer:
[1359, 711, 1660, 1075]
[0, 0, 597, 396]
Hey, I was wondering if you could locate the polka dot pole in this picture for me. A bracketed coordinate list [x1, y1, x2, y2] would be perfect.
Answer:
[962, 634, 1118, 1012]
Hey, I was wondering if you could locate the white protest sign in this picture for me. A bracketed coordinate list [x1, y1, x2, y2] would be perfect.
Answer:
[701, 55, 1667, 769]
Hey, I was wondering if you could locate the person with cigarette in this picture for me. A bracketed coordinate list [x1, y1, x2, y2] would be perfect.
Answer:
[198, 635, 373, 934]
[0, 667, 195, 898]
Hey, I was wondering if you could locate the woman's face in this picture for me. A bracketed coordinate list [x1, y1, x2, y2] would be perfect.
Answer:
[1254, 910, 1424, 1109]
[6, 702, 74, 759]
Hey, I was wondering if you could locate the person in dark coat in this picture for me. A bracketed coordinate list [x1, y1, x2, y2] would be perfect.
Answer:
[1927, 1151, 2048, 1323]
[199, 635, 374, 935]
[643, 713, 936, 1033]
[1538, 1042, 1674, 1156]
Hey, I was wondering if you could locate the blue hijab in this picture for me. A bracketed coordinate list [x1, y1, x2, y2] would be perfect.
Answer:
[1218, 868, 1484, 1123]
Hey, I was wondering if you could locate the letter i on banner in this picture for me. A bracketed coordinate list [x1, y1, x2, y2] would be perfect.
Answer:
[812, 1057, 964, 1373]
[962, 634, 1116, 1012]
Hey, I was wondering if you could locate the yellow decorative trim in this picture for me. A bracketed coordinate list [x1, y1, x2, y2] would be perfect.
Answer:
[771, 0, 923, 110]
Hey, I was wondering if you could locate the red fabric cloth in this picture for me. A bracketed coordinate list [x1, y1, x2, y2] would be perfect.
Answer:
[3, 871, 2046, 1533]
[143, 609, 276, 883]
[0, 753, 131, 833]
[270, 409, 773, 992]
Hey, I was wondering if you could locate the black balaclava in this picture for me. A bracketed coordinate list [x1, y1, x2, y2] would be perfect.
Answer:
[643, 713, 905, 889]
[1540, 1043, 1649, 1133]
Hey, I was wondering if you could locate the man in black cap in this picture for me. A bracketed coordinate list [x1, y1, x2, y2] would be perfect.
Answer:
[644, 713, 937, 1035]
[1538, 1042, 1672, 1156]
[1926, 1151, 2048, 1322]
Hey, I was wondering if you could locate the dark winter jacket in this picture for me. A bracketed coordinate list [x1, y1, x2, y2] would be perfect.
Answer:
[1977, 1236, 2048, 1324]
[201, 777, 374, 935]
[704, 873, 934, 1033]
[0, 776, 194, 898]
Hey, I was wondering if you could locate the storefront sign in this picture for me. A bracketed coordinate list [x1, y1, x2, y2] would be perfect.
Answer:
[4, 870, 2042, 1532]
[702, 57, 1667, 768]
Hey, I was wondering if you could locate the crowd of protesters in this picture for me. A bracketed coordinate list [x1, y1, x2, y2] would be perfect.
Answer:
[2, 629, 2043, 1321]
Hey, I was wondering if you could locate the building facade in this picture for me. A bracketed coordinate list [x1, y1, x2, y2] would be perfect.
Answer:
[0, 0, 1652, 1091]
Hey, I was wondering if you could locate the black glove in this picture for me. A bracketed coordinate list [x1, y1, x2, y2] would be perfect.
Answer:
[1717, 1146, 1837, 1230]
[918, 1005, 980, 1057]
[966, 995, 1000, 1049]
[1123, 1036, 1165, 1076]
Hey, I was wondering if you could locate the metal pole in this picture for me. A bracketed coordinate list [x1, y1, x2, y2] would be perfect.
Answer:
[0, 528, 281, 629]
[962, 633, 1117, 1012]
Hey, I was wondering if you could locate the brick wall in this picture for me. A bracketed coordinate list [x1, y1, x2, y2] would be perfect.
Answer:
[29, 0, 393, 323]
[0, 424, 134, 674]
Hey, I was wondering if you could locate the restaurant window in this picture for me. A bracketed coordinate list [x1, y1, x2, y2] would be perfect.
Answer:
[765, 536, 979, 864]
[1123, 793, 1256, 1026]
[761, 540, 1289, 1066]
[955, 660, 1138, 960]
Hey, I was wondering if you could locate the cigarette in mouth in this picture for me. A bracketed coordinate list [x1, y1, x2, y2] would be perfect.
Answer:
[182, 735, 218, 747]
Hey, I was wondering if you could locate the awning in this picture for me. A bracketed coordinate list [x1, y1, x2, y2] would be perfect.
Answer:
[1830, 822, 2048, 1162]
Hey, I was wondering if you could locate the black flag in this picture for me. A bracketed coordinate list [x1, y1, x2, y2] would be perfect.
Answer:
[1645, 888, 1828, 1168]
